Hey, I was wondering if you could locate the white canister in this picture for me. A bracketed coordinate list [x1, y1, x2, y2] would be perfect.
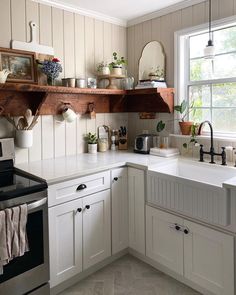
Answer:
[88, 143, 97, 154]
[76, 78, 86, 88]
[62, 108, 77, 123]
[111, 67, 122, 76]
[15, 130, 33, 148]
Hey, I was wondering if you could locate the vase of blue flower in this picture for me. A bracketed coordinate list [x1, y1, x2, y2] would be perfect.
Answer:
[40, 58, 62, 86]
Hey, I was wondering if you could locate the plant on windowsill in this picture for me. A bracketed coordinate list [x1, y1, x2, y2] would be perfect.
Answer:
[174, 100, 194, 135]
[109, 52, 127, 76]
[85, 132, 98, 154]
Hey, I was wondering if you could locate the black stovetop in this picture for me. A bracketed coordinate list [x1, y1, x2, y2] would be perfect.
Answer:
[0, 160, 47, 200]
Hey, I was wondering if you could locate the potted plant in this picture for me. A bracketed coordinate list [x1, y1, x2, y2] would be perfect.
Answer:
[174, 100, 193, 135]
[97, 61, 110, 75]
[86, 132, 98, 154]
[109, 52, 127, 76]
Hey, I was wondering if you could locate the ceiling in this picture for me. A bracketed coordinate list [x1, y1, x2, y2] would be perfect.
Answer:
[56, 0, 187, 20]
[34, 0, 206, 26]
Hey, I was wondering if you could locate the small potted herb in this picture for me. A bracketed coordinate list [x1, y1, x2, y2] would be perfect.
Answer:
[97, 61, 110, 75]
[109, 52, 127, 76]
[86, 132, 98, 154]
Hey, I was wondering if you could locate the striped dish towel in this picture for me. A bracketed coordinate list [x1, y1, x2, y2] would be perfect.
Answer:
[0, 204, 29, 275]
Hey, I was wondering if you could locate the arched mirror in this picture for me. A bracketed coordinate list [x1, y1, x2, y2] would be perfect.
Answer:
[138, 41, 166, 81]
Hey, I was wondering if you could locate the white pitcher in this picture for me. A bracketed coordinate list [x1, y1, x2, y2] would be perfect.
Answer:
[0, 69, 11, 83]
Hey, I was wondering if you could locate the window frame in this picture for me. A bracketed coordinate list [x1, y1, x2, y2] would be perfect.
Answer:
[174, 15, 236, 138]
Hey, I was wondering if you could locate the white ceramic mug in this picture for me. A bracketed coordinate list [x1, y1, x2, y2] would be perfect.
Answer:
[62, 108, 77, 123]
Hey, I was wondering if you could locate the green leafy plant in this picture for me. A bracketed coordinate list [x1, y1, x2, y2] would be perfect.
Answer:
[96, 61, 109, 72]
[86, 132, 98, 144]
[183, 123, 199, 149]
[174, 100, 188, 121]
[109, 52, 127, 69]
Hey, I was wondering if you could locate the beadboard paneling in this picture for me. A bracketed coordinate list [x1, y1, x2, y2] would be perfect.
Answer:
[0, 0, 127, 164]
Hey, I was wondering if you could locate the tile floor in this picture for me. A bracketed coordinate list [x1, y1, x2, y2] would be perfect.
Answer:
[60, 254, 201, 295]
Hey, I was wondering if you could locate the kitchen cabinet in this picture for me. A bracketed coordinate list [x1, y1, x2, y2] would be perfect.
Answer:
[83, 190, 111, 269]
[49, 189, 111, 287]
[111, 167, 128, 254]
[128, 167, 145, 255]
[184, 220, 234, 295]
[49, 198, 83, 287]
[146, 206, 234, 295]
[146, 206, 184, 275]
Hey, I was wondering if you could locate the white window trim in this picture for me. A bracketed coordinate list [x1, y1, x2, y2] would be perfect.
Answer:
[174, 15, 236, 137]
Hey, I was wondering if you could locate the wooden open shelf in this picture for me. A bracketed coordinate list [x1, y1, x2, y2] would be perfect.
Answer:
[0, 83, 174, 116]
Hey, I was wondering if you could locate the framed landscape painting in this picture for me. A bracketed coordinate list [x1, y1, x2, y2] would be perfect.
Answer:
[0, 48, 38, 84]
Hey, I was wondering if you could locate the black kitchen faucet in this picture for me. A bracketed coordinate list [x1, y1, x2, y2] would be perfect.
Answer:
[198, 120, 226, 165]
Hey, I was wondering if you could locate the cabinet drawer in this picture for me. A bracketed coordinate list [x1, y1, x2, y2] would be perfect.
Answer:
[48, 171, 110, 207]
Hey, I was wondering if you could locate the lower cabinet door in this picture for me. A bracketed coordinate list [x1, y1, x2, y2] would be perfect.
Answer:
[146, 206, 184, 275]
[184, 220, 234, 295]
[83, 189, 111, 270]
[111, 167, 128, 254]
[49, 198, 83, 287]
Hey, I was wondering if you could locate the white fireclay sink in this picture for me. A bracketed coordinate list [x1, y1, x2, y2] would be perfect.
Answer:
[147, 159, 236, 226]
[149, 158, 236, 188]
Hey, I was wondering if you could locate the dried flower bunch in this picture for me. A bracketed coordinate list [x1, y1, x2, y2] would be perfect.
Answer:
[40, 58, 62, 79]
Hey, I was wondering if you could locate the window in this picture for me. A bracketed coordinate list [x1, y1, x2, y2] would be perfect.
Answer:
[175, 17, 236, 136]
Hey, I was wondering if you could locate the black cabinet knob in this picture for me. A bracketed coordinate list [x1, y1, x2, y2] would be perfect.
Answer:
[184, 229, 189, 235]
[77, 208, 82, 213]
[77, 184, 87, 191]
[85, 205, 90, 210]
[113, 177, 118, 181]
[175, 224, 181, 231]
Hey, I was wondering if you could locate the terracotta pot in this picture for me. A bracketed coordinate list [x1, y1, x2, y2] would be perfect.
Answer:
[179, 121, 193, 135]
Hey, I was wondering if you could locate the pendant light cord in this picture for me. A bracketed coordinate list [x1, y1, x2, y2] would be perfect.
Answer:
[209, 0, 212, 41]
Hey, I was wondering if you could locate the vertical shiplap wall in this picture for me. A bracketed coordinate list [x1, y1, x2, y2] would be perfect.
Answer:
[0, 0, 127, 164]
[127, 0, 236, 146]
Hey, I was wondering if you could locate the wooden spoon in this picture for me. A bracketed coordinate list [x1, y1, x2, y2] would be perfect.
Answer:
[24, 109, 32, 127]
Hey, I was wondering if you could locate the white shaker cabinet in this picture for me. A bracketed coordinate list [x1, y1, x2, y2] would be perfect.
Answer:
[184, 220, 234, 295]
[49, 198, 83, 288]
[111, 167, 128, 254]
[146, 206, 234, 295]
[146, 206, 184, 275]
[83, 190, 111, 269]
[128, 167, 145, 255]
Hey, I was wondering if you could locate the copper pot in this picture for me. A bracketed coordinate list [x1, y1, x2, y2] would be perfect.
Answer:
[179, 121, 193, 135]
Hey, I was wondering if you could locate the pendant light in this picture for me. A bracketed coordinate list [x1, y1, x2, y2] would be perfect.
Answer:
[204, 0, 215, 59]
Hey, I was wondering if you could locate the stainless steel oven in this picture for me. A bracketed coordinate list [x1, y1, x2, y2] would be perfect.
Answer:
[0, 191, 49, 295]
[0, 138, 49, 295]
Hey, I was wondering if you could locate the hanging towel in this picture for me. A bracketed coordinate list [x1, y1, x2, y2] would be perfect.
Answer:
[0, 204, 29, 275]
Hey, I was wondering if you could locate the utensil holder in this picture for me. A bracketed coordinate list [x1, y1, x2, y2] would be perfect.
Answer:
[15, 130, 33, 148]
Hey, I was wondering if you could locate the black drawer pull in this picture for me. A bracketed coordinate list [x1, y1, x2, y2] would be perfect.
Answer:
[184, 229, 189, 235]
[113, 177, 118, 181]
[77, 208, 82, 213]
[175, 224, 181, 231]
[85, 205, 90, 210]
[77, 184, 87, 191]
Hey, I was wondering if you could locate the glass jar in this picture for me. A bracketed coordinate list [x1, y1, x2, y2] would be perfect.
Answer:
[98, 138, 108, 152]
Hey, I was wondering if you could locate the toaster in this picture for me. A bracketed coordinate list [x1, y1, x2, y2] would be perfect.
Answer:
[134, 134, 153, 154]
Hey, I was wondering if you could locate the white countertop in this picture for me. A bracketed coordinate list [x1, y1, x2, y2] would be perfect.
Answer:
[16, 151, 170, 185]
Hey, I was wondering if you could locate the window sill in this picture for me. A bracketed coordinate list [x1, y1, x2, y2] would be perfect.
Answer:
[169, 134, 236, 142]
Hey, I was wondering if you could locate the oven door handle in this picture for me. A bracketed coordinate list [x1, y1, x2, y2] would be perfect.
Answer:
[27, 197, 47, 212]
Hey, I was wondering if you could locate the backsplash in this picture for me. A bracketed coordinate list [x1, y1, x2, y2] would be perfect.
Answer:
[0, 113, 128, 164]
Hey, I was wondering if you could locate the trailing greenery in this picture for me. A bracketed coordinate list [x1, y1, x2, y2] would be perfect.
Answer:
[183, 123, 199, 149]
[109, 52, 127, 69]
[86, 132, 98, 144]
